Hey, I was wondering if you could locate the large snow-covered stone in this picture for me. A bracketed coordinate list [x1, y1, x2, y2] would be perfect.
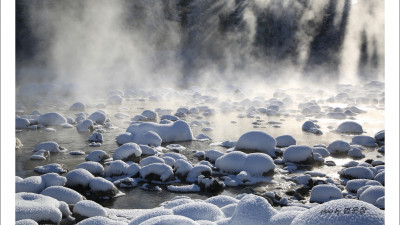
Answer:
[235, 131, 277, 157]
[302, 121, 322, 135]
[309, 184, 343, 203]
[70, 102, 86, 111]
[76, 162, 104, 176]
[34, 163, 68, 174]
[351, 136, 378, 147]
[283, 145, 313, 164]
[41, 186, 84, 204]
[290, 199, 384, 225]
[138, 215, 197, 225]
[16, 176, 46, 193]
[359, 186, 385, 206]
[36, 113, 67, 126]
[140, 163, 174, 182]
[186, 165, 212, 183]
[77, 216, 126, 225]
[113, 143, 142, 161]
[128, 209, 173, 225]
[34, 141, 65, 153]
[88, 111, 107, 124]
[339, 166, 375, 179]
[41, 173, 67, 187]
[327, 140, 351, 154]
[126, 120, 194, 143]
[336, 121, 363, 134]
[66, 168, 95, 188]
[172, 202, 225, 222]
[85, 150, 111, 162]
[104, 160, 130, 177]
[16, 118, 30, 129]
[276, 135, 296, 147]
[73, 200, 107, 218]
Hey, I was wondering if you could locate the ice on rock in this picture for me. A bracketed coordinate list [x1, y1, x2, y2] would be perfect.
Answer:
[73, 200, 107, 218]
[41, 173, 67, 187]
[16, 192, 71, 224]
[15, 219, 39, 225]
[172, 202, 225, 222]
[41, 186, 85, 204]
[140, 156, 165, 167]
[351, 136, 378, 147]
[276, 135, 296, 147]
[70, 102, 86, 111]
[88, 111, 107, 124]
[36, 112, 67, 126]
[126, 120, 194, 143]
[235, 131, 277, 157]
[140, 163, 174, 182]
[302, 121, 322, 135]
[77, 119, 93, 132]
[88, 132, 103, 142]
[374, 171, 384, 185]
[186, 165, 212, 182]
[359, 186, 385, 206]
[309, 184, 343, 203]
[339, 166, 375, 179]
[16, 176, 46, 193]
[66, 168, 95, 188]
[335, 121, 363, 134]
[105, 160, 129, 177]
[205, 195, 239, 208]
[138, 215, 198, 225]
[312, 147, 330, 157]
[229, 194, 277, 225]
[128, 209, 173, 225]
[34, 163, 68, 174]
[204, 150, 224, 163]
[290, 199, 384, 225]
[283, 145, 313, 164]
[327, 140, 351, 154]
[76, 161, 104, 176]
[34, 141, 66, 153]
[77, 216, 127, 225]
[167, 184, 201, 192]
[86, 150, 111, 162]
[16, 117, 31, 129]
[30, 149, 50, 160]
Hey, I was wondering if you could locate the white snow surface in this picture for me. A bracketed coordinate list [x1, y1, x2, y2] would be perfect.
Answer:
[339, 166, 375, 179]
[235, 131, 277, 157]
[128, 209, 173, 225]
[73, 200, 108, 217]
[34, 141, 65, 153]
[204, 150, 224, 162]
[336, 121, 364, 133]
[139, 215, 198, 225]
[16, 176, 46, 193]
[283, 145, 313, 163]
[205, 195, 239, 208]
[15, 219, 39, 225]
[105, 160, 130, 177]
[186, 165, 212, 183]
[290, 199, 384, 225]
[139, 145, 158, 155]
[173, 159, 193, 177]
[88, 111, 107, 124]
[77, 119, 93, 132]
[276, 135, 296, 147]
[113, 143, 142, 161]
[85, 150, 110, 162]
[126, 120, 194, 143]
[34, 163, 67, 174]
[327, 140, 351, 154]
[374, 171, 384, 185]
[140, 156, 165, 167]
[77, 216, 127, 225]
[41, 186, 84, 204]
[76, 161, 104, 176]
[167, 184, 201, 192]
[359, 186, 385, 206]
[309, 184, 343, 203]
[36, 112, 67, 126]
[345, 179, 382, 193]
[89, 177, 116, 192]
[312, 147, 330, 157]
[16, 117, 30, 129]
[16, 192, 71, 223]
[172, 202, 225, 221]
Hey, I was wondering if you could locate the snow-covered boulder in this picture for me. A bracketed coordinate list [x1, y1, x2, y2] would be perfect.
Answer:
[141, 110, 158, 121]
[16, 118, 30, 129]
[283, 145, 313, 164]
[173, 159, 193, 178]
[85, 150, 111, 162]
[15, 219, 39, 225]
[36, 113, 67, 126]
[348, 147, 365, 158]
[108, 95, 123, 105]
[41, 186, 84, 204]
[77, 216, 127, 225]
[312, 147, 330, 157]
[235, 131, 277, 157]
[116, 131, 162, 146]
[140, 163, 174, 182]
[205, 195, 239, 208]
[65, 168, 95, 188]
[376, 196, 384, 209]
[104, 160, 129, 177]
[172, 202, 225, 222]
[290, 199, 384, 225]
[374, 171, 384, 185]
[140, 156, 165, 167]
[128, 209, 173, 225]
[16, 192, 71, 224]
[88, 111, 107, 124]
[77, 119, 93, 132]
[327, 140, 351, 154]
[34, 163, 68, 174]
[126, 121, 194, 143]
[30, 149, 50, 160]
[229, 194, 277, 225]
[336, 121, 363, 134]
[88, 132, 103, 142]
[88, 177, 119, 198]
[276, 135, 296, 147]
[76, 162, 104, 176]
[359, 186, 385, 206]
[73, 200, 108, 222]
[302, 121, 322, 135]
[186, 165, 212, 183]
[34, 141, 66, 153]
[137, 215, 197, 225]
[140, 145, 158, 155]
[339, 166, 375, 179]
[70, 102, 86, 111]
[204, 150, 224, 163]
[374, 130, 385, 144]
[345, 179, 382, 193]
[113, 143, 142, 161]
[41, 173, 67, 187]
[16, 176, 46, 193]
[351, 136, 378, 147]
[215, 151, 246, 174]
[309, 184, 343, 203]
